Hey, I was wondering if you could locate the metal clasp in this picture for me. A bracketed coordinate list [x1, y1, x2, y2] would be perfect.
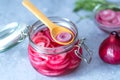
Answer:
[74, 38, 93, 64]
[18, 25, 30, 42]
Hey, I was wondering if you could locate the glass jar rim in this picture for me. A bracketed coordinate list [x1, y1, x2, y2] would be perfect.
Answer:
[28, 17, 78, 54]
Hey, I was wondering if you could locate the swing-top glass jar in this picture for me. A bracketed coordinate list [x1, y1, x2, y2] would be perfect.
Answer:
[28, 17, 92, 76]
[0, 17, 92, 76]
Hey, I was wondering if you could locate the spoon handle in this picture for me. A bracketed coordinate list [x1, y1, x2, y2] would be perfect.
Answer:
[22, 0, 55, 29]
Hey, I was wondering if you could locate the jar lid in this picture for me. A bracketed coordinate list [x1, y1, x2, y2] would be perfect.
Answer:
[0, 22, 28, 52]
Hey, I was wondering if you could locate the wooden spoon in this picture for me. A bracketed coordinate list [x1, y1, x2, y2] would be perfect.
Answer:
[22, 0, 74, 45]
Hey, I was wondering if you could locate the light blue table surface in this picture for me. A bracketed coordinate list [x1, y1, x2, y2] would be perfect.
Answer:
[0, 0, 120, 80]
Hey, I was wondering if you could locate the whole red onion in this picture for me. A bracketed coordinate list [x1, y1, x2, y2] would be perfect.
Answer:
[99, 31, 120, 64]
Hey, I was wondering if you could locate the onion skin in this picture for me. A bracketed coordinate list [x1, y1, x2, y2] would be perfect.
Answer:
[99, 31, 120, 64]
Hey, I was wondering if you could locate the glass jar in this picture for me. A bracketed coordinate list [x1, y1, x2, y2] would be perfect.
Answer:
[28, 17, 92, 76]
[93, 2, 120, 32]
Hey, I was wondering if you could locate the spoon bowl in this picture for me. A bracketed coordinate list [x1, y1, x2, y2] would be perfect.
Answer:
[50, 24, 74, 45]
[22, 0, 74, 45]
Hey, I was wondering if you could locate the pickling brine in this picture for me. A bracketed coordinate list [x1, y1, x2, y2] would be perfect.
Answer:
[28, 27, 82, 76]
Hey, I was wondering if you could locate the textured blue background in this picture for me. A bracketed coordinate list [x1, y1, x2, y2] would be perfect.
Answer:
[0, 0, 120, 80]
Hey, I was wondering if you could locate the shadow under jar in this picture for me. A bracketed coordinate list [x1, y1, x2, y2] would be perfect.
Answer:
[93, 2, 120, 33]
[28, 17, 92, 76]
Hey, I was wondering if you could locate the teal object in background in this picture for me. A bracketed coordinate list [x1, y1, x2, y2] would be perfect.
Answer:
[0, 0, 120, 80]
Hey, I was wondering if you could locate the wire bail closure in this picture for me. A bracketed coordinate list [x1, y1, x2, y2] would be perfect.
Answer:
[74, 38, 93, 64]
